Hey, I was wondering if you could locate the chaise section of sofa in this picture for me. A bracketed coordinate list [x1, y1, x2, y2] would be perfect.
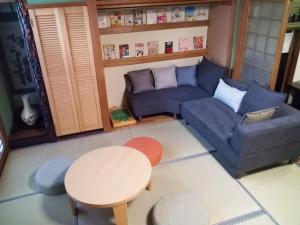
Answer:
[182, 99, 300, 177]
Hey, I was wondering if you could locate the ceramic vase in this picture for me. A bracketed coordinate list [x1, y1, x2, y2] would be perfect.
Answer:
[21, 94, 39, 126]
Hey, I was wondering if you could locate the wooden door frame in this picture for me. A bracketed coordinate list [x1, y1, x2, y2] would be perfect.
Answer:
[0, 117, 9, 177]
[232, 0, 251, 80]
[281, 30, 300, 91]
[233, 0, 291, 90]
[87, 0, 112, 131]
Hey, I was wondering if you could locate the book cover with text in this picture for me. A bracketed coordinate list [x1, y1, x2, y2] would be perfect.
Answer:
[179, 37, 190, 51]
[157, 8, 167, 24]
[193, 36, 204, 49]
[103, 44, 116, 60]
[135, 43, 145, 57]
[147, 41, 159, 55]
[146, 9, 157, 24]
[185, 6, 196, 21]
[119, 44, 130, 58]
[111, 11, 123, 27]
[165, 41, 173, 53]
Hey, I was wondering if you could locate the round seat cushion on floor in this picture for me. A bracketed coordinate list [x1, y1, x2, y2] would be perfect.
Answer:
[153, 193, 210, 225]
[124, 137, 162, 166]
[35, 157, 74, 195]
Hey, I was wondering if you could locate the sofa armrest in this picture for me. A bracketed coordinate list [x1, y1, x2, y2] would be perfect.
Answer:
[124, 74, 133, 94]
[230, 114, 300, 156]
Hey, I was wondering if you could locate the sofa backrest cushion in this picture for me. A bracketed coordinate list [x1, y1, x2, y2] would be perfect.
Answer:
[152, 65, 178, 90]
[176, 65, 197, 86]
[214, 79, 247, 113]
[197, 57, 227, 96]
[225, 78, 249, 91]
[238, 81, 287, 116]
[127, 69, 155, 94]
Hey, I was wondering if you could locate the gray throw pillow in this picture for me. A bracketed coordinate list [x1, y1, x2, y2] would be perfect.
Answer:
[152, 65, 178, 90]
[127, 69, 155, 94]
[240, 107, 278, 125]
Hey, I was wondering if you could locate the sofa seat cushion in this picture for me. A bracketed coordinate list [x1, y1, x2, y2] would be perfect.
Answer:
[182, 98, 242, 141]
[127, 86, 208, 117]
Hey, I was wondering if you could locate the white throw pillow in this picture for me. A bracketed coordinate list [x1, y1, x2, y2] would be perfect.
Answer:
[213, 79, 247, 112]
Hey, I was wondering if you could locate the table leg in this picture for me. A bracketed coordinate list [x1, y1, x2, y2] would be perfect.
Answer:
[113, 203, 128, 225]
[68, 197, 78, 216]
[146, 180, 151, 191]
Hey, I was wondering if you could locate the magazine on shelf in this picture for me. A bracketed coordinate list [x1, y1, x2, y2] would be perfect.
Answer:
[124, 10, 134, 26]
[171, 6, 184, 23]
[196, 5, 209, 20]
[179, 37, 190, 51]
[157, 8, 167, 24]
[185, 6, 196, 21]
[193, 36, 204, 49]
[111, 11, 123, 27]
[133, 9, 144, 25]
[146, 9, 157, 24]
[98, 11, 111, 28]
[119, 44, 130, 58]
[165, 41, 173, 54]
[103, 44, 116, 60]
[147, 41, 159, 55]
[135, 43, 145, 57]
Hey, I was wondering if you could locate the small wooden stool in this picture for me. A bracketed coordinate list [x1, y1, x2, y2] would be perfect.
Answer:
[124, 137, 163, 190]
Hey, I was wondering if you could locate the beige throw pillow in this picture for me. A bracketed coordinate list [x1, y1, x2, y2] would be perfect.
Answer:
[241, 107, 278, 124]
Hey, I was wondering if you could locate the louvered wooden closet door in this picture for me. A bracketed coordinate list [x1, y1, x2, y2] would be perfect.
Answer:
[62, 7, 103, 131]
[29, 8, 80, 136]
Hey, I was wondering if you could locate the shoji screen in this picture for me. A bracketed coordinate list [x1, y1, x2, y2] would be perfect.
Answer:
[233, 0, 290, 89]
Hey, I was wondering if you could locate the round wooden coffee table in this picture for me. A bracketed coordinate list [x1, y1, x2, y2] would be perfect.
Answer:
[64, 146, 152, 225]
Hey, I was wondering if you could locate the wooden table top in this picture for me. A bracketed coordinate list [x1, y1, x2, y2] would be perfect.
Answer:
[64, 146, 152, 208]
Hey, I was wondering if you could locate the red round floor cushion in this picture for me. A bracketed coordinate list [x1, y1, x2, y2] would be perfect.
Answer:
[124, 137, 163, 167]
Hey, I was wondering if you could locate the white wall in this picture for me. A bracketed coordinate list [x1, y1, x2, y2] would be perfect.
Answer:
[293, 52, 300, 82]
[101, 26, 208, 108]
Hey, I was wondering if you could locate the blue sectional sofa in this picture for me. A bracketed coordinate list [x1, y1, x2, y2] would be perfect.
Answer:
[125, 59, 300, 178]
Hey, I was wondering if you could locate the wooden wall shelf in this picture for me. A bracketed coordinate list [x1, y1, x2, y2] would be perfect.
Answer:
[96, 0, 232, 9]
[99, 20, 209, 35]
[103, 49, 208, 67]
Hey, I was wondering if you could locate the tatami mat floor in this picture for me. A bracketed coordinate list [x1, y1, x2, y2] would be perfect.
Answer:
[0, 120, 299, 225]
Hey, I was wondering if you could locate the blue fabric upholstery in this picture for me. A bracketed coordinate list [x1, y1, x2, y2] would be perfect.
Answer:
[126, 70, 300, 178]
[176, 65, 197, 86]
[231, 104, 300, 156]
[127, 86, 209, 117]
[182, 98, 241, 142]
[238, 81, 287, 116]
[196, 57, 227, 96]
[224, 78, 249, 91]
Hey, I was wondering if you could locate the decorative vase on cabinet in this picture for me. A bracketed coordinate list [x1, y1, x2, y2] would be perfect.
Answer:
[21, 94, 39, 126]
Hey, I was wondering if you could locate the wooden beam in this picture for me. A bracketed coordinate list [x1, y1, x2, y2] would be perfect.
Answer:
[270, 0, 291, 90]
[232, 0, 250, 80]
[103, 49, 208, 67]
[226, 0, 236, 70]
[96, 0, 232, 9]
[26, 1, 87, 9]
[100, 20, 210, 35]
[87, 0, 112, 132]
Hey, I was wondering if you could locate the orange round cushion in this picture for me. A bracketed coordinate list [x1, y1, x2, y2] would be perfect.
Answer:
[124, 137, 162, 167]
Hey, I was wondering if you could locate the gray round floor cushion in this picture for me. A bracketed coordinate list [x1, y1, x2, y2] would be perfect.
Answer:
[35, 157, 74, 195]
[153, 193, 210, 225]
